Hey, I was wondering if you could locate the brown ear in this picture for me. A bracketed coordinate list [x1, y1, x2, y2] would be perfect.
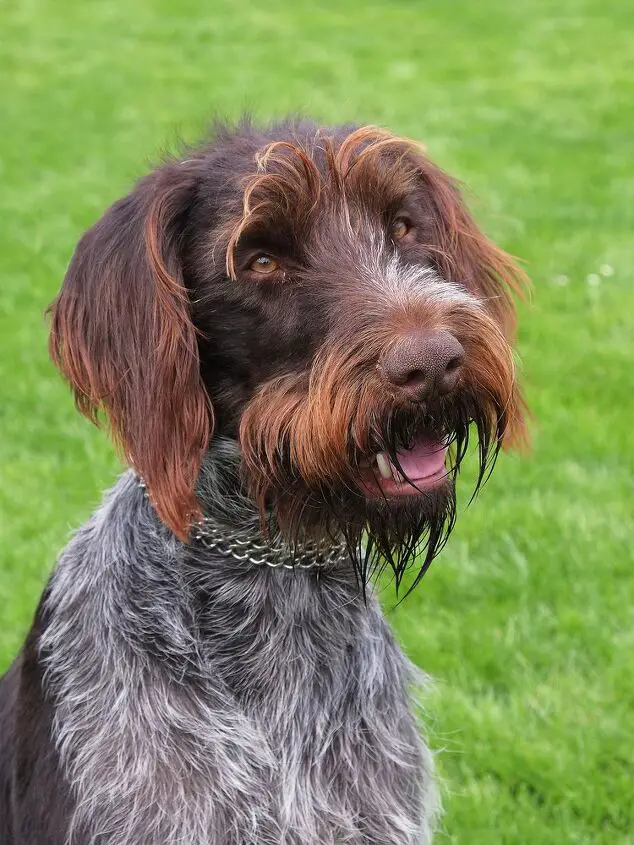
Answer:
[49, 163, 212, 539]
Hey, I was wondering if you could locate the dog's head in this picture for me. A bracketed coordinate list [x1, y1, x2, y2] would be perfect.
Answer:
[50, 120, 527, 585]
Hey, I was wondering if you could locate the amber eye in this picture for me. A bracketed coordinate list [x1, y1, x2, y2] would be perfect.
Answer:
[249, 254, 278, 275]
[391, 218, 410, 242]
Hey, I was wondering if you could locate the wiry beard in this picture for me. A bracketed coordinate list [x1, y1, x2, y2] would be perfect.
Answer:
[235, 299, 520, 595]
[296, 394, 503, 596]
[200, 383, 503, 598]
[328, 482, 457, 598]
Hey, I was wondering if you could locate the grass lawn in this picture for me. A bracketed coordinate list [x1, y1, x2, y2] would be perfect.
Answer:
[1, 0, 632, 841]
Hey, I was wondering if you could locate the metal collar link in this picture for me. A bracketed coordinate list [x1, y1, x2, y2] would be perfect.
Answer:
[138, 479, 348, 571]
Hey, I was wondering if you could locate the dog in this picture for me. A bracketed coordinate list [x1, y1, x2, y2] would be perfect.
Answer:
[0, 118, 527, 845]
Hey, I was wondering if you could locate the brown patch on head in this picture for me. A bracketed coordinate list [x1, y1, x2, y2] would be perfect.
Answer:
[223, 126, 421, 277]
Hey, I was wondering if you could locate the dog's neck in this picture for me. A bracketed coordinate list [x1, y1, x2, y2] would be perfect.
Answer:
[189, 437, 349, 569]
[195, 437, 262, 529]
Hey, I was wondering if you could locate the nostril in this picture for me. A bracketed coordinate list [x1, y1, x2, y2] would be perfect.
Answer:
[382, 365, 429, 388]
[405, 368, 427, 386]
[438, 350, 464, 396]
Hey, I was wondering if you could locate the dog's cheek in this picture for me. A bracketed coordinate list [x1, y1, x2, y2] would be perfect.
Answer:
[195, 284, 327, 428]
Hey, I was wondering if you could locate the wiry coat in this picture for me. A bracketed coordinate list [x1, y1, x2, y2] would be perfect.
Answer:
[1, 117, 527, 844]
[1, 448, 437, 844]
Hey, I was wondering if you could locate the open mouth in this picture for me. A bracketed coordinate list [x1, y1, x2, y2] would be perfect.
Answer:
[359, 434, 449, 497]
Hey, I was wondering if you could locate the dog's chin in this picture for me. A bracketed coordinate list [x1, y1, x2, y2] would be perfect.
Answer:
[233, 424, 461, 590]
[290, 438, 455, 591]
[358, 479, 453, 544]
[320, 471, 456, 593]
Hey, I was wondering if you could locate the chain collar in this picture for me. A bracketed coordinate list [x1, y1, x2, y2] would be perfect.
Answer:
[138, 479, 349, 571]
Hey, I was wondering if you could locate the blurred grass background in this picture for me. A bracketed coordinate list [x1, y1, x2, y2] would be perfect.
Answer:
[1, 1, 633, 842]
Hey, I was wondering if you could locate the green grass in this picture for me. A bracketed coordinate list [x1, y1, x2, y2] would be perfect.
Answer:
[1, 0, 633, 841]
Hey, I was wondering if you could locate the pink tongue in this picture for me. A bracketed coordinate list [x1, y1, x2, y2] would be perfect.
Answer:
[394, 437, 446, 480]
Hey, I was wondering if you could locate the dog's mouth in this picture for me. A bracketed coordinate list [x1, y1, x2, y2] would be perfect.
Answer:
[358, 433, 449, 497]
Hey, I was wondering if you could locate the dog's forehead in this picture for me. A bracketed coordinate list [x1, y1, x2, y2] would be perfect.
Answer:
[253, 128, 419, 210]
[217, 125, 424, 274]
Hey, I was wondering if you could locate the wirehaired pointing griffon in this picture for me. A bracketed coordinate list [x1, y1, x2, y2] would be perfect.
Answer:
[0, 119, 527, 845]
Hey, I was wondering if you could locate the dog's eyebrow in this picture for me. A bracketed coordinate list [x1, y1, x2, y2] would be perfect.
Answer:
[232, 228, 298, 256]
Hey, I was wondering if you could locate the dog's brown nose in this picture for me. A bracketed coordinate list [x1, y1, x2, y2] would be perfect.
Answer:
[378, 329, 465, 400]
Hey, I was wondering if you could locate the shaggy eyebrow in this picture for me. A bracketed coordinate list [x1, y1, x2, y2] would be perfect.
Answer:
[232, 227, 300, 260]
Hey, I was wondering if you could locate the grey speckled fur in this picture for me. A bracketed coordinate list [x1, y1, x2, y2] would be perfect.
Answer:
[40, 439, 439, 845]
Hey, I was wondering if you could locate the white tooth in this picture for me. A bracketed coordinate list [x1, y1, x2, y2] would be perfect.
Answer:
[376, 452, 393, 480]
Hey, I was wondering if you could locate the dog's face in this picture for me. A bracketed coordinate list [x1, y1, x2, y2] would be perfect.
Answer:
[50, 121, 527, 584]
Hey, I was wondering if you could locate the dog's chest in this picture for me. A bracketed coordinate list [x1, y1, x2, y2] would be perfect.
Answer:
[186, 568, 433, 842]
[41, 491, 436, 844]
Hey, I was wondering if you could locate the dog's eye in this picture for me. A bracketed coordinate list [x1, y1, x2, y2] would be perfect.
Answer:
[391, 219, 410, 242]
[249, 254, 278, 275]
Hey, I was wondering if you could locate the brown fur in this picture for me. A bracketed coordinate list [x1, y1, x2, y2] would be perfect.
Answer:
[48, 121, 528, 542]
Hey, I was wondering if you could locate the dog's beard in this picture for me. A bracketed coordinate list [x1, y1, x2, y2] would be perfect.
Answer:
[327, 482, 456, 596]
[285, 398, 501, 594]
[219, 390, 504, 595]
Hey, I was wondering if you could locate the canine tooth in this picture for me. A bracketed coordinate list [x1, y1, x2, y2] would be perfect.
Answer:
[376, 452, 393, 480]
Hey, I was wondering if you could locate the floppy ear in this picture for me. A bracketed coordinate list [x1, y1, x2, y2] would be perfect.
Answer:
[49, 162, 212, 540]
